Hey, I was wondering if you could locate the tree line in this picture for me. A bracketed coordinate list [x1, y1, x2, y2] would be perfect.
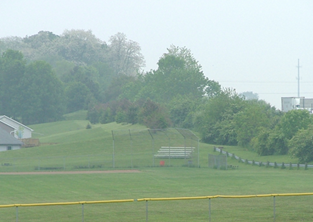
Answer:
[0, 30, 312, 163]
[0, 30, 145, 123]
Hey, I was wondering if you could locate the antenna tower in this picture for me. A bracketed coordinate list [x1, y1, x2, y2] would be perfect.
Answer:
[297, 59, 301, 97]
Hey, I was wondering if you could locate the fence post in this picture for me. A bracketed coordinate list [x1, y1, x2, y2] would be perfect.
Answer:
[152, 137, 155, 167]
[273, 196, 276, 222]
[112, 131, 115, 168]
[146, 200, 148, 222]
[82, 203, 84, 222]
[148, 129, 155, 167]
[88, 155, 90, 169]
[208, 198, 211, 222]
[197, 139, 200, 168]
[169, 138, 171, 166]
[129, 130, 133, 169]
[63, 156, 66, 170]
[16, 206, 18, 222]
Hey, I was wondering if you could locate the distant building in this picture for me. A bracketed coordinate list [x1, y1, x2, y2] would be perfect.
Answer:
[0, 127, 22, 151]
[0, 115, 33, 139]
[281, 97, 313, 113]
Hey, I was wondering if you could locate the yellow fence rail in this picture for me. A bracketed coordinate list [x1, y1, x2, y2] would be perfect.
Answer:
[137, 192, 313, 202]
[3, 193, 313, 222]
[0, 199, 134, 208]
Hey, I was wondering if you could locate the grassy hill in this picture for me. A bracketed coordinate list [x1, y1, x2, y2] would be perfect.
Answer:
[0, 110, 300, 172]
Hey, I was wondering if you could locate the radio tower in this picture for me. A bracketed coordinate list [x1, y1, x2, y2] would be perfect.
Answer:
[297, 59, 301, 97]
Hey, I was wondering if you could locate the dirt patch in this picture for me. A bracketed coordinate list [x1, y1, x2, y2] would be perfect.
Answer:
[0, 170, 141, 175]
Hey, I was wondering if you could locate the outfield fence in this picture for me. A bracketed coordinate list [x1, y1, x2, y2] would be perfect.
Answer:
[2, 193, 313, 222]
[112, 128, 200, 168]
[0, 128, 200, 172]
[214, 147, 313, 169]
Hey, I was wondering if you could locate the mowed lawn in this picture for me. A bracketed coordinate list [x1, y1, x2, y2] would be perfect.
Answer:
[1, 166, 313, 221]
[0, 113, 312, 221]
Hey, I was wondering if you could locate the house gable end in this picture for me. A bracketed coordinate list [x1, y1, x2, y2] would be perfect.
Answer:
[0, 115, 34, 132]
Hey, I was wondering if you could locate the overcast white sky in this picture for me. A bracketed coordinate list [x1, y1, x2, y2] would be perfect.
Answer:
[1, 0, 313, 109]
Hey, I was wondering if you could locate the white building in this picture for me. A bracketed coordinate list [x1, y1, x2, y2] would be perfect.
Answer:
[0, 115, 33, 139]
[0, 127, 22, 151]
[281, 97, 313, 113]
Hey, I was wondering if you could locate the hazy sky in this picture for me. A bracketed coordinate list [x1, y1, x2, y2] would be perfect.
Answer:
[1, 0, 312, 109]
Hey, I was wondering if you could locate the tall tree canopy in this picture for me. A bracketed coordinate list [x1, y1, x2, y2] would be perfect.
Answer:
[289, 125, 313, 163]
[0, 50, 26, 118]
[135, 46, 219, 103]
[0, 30, 144, 79]
[53, 29, 108, 65]
[0, 50, 65, 124]
[108, 32, 145, 76]
[233, 100, 274, 147]
[195, 89, 245, 145]
[279, 109, 312, 140]
[19, 60, 65, 124]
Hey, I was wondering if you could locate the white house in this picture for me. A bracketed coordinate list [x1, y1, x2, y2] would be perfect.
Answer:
[0, 115, 33, 139]
[0, 127, 22, 151]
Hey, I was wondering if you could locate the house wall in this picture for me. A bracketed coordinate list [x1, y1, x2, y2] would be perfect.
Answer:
[0, 145, 21, 152]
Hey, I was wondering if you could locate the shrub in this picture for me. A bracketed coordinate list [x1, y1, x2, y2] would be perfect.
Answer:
[138, 99, 171, 129]
[86, 123, 91, 129]
[289, 126, 313, 163]
[115, 110, 127, 123]
[220, 166, 227, 170]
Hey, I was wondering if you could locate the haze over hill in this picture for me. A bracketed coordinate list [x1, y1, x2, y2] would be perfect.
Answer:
[1, 0, 312, 109]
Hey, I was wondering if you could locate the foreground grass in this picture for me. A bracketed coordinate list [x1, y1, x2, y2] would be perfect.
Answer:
[0, 167, 313, 221]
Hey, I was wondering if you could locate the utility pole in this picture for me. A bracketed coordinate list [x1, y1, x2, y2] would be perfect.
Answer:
[297, 59, 301, 97]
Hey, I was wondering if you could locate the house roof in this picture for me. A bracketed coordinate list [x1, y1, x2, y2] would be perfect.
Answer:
[0, 120, 15, 131]
[0, 127, 22, 146]
[0, 115, 33, 132]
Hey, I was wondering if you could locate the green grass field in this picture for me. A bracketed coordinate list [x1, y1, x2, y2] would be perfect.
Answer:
[0, 112, 312, 221]
[1, 167, 313, 221]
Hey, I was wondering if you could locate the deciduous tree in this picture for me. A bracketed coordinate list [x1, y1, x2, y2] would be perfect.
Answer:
[108, 32, 145, 76]
[65, 82, 91, 113]
[289, 126, 313, 163]
[195, 89, 245, 144]
[19, 61, 65, 124]
[0, 50, 26, 118]
[279, 109, 312, 140]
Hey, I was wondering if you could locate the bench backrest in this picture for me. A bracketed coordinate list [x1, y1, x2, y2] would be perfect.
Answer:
[154, 147, 195, 158]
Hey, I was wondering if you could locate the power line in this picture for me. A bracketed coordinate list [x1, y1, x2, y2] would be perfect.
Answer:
[219, 81, 313, 83]
[258, 92, 313, 95]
